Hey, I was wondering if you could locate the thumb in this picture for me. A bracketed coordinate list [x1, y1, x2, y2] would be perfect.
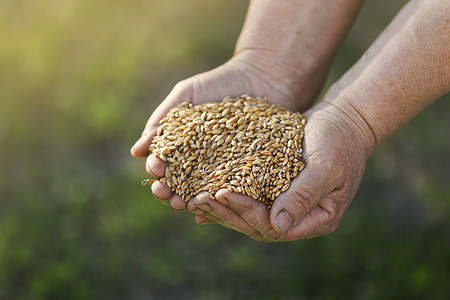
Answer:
[130, 82, 193, 157]
[269, 161, 338, 233]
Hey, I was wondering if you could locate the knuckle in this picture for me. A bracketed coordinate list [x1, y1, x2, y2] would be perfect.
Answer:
[289, 188, 315, 213]
[321, 201, 344, 228]
[324, 204, 338, 222]
[173, 80, 186, 92]
[172, 80, 191, 96]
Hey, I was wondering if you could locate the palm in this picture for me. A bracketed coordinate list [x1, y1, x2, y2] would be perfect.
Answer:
[182, 63, 303, 111]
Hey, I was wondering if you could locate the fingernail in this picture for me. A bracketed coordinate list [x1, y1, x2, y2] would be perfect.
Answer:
[216, 195, 229, 207]
[276, 210, 294, 232]
[196, 202, 212, 212]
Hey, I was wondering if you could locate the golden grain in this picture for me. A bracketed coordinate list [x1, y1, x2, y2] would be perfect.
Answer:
[148, 95, 306, 209]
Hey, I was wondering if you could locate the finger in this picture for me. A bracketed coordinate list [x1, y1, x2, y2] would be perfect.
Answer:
[288, 195, 343, 239]
[194, 192, 267, 241]
[168, 193, 188, 211]
[270, 161, 339, 234]
[146, 154, 167, 178]
[153, 194, 170, 206]
[151, 180, 172, 200]
[130, 83, 193, 157]
[191, 201, 231, 227]
[188, 199, 230, 227]
[195, 215, 217, 225]
[194, 211, 225, 225]
[147, 147, 187, 210]
[216, 187, 342, 241]
[187, 198, 207, 216]
[214, 189, 281, 241]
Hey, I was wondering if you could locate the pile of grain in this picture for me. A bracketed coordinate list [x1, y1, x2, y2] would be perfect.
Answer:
[148, 95, 306, 210]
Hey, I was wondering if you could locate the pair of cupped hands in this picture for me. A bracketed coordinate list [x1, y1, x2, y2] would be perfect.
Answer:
[131, 54, 373, 242]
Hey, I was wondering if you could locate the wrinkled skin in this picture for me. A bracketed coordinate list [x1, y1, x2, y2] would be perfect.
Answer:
[131, 52, 330, 160]
[132, 0, 449, 242]
[187, 104, 370, 242]
[131, 56, 373, 242]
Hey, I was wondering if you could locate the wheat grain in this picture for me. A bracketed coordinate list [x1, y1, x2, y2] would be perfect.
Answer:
[147, 95, 306, 209]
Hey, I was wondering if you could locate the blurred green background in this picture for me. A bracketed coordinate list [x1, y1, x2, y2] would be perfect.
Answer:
[0, 0, 449, 299]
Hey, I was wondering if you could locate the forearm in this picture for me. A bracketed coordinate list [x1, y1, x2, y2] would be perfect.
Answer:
[233, 0, 364, 107]
[328, 0, 450, 151]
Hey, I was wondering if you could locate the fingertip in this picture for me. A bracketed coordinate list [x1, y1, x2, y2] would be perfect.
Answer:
[269, 164, 328, 232]
[187, 199, 206, 215]
[130, 136, 151, 158]
[130, 146, 148, 158]
[216, 189, 267, 214]
[151, 180, 172, 200]
[187, 199, 197, 211]
[146, 154, 167, 178]
[215, 189, 252, 206]
[215, 189, 233, 206]
[169, 194, 187, 210]
[193, 192, 213, 205]
[130, 146, 140, 157]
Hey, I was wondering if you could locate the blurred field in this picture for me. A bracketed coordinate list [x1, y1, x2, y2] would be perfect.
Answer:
[0, 0, 449, 299]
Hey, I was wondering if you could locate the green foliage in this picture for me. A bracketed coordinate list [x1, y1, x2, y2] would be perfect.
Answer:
[0, 0, 448, 299]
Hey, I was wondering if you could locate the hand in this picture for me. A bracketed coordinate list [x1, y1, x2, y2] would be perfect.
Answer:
[131, 52, 328, 209]
[191, 101, 375, 241]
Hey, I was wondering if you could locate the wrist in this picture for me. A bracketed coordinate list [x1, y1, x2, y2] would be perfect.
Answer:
[317, 86, 377, 160]
[319, 1, 450, 147]
[231, 0, 364, 111]
[231, 48, 332, 112]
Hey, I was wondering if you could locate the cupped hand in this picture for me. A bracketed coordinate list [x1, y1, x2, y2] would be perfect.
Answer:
[131, 53, 325, 209]
[191, 101, 375, 241]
